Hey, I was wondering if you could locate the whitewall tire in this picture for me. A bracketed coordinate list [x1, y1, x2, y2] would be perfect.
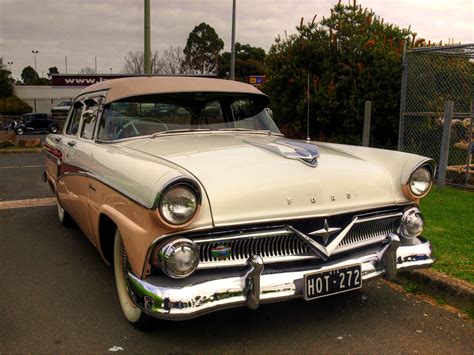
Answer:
[113, 229, 153, 329]
[57, 197, 74, 227]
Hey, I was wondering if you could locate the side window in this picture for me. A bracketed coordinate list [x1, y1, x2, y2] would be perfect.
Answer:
[81, 110, 97, 140]
[200, 101, 225, 129]
[231, 98, 257, 129]
[231, 99, 254, 120]
[80, 99, 99, 140]
[66, 103, 83, 135]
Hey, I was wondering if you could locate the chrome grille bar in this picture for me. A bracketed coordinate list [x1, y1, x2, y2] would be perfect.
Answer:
[194, 212, 402, 269]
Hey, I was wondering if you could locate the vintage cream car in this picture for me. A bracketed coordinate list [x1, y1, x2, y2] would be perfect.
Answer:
[43, 76, 434, 328]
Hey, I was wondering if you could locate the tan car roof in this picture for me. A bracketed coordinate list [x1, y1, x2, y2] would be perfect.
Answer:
[78, 76, 267, 103]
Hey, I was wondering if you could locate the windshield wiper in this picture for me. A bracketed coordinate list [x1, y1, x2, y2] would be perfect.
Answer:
[150, 128, 211, 138]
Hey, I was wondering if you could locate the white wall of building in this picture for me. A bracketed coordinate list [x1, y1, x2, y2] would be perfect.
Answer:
[13, 85, 82, 114]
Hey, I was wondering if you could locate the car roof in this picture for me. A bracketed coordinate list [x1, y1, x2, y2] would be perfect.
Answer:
[77, 76, 268, 104]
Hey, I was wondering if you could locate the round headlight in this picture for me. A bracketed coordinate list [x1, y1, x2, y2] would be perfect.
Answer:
[155, 238, 199, 278]
[409, 166, 432, 197]
[159, 183, 198, 225]
[399, 208, 424, 239]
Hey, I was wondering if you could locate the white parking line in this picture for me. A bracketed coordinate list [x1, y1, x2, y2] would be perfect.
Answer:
[0, 165, 45, 169]
[0, 197, 56, 210]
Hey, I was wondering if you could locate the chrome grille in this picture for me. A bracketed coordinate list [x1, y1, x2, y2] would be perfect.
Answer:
[197, 230, 312, 267]
[194, 212, 402, 269]
[337, 214, 401, 251]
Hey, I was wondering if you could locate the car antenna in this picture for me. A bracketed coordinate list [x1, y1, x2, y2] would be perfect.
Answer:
[306, 73, 311, 142]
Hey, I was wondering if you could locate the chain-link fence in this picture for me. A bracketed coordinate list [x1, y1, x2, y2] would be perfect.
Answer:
[398, 44, 474, 188]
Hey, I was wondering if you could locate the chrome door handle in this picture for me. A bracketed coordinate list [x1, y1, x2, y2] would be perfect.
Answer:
[67, 140, 76, 147]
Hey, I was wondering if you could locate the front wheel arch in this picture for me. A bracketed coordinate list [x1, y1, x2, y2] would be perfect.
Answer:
[98, 213, 117, 265]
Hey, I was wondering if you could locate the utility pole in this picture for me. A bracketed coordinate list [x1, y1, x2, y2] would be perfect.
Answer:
[230, 0, 236, 80]
[65, 56, 68, 74]
[144, 0, 151, 74]
[95, 56, 98, 73]
[32, 50, 39, 78]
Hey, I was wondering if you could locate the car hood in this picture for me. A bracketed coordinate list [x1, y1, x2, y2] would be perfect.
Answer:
[121, 133, 397, 226]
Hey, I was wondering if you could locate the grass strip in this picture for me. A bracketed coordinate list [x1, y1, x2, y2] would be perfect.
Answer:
[420, 186, 473, 283]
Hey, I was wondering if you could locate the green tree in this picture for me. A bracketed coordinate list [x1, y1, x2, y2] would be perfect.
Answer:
[21, 66, 38, 84]
[47, 66, 59, 78]
[183, 23, 224, 74]
[264, 3, 422, 148]
[0, 68, 13, 97]
[218, 42, 266, 81]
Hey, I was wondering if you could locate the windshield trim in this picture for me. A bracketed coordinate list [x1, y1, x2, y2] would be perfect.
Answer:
[95, 129, 285, 144]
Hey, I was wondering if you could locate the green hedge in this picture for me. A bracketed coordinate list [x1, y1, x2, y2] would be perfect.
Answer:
[0, 96, 32, 115]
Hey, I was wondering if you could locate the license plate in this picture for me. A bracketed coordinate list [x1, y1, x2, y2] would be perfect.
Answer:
[304, 264, 362, 300]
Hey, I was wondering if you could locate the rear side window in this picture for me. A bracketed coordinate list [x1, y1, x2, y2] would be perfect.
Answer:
[81, 101, 99, 140]
[66, 104, 83, 135]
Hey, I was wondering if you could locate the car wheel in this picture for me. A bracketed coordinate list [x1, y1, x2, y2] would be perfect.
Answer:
[114, 229, 153, 330]
[15, 127, 24, 135]
[57, 197, 75, 227]
[49, 125, 59, 134]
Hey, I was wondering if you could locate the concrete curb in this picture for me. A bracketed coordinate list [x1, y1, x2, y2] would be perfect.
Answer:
[397, 269, 474, 311]
[0, 148, 43, 154]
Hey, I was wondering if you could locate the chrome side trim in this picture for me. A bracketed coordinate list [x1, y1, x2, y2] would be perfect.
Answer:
[58, 171, 150, 209]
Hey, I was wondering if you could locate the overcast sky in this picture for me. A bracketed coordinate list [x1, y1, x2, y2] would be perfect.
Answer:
[1, 0, 473, 79]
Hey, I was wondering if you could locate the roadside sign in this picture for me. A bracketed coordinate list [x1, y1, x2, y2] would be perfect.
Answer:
[248, 75, 265, 86]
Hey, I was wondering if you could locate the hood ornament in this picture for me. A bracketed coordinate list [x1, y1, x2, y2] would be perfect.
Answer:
[308, 219, 341, 245]
[244, 138, 320, 167]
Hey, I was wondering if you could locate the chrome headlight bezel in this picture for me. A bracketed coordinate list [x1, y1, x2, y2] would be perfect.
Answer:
[156, 179, 201, 227]
[153, 238, 200, 279]
[404, 161, 435, 199]
[399, 207, 425, 239]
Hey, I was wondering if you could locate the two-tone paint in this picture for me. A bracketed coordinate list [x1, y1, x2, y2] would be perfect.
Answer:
[42, 76, 435, 321]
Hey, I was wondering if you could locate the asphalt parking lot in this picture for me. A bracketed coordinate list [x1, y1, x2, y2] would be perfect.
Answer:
[0, 153, 473, 353]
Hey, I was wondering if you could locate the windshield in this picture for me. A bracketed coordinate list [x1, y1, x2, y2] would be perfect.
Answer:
[97, 93, 280, 141]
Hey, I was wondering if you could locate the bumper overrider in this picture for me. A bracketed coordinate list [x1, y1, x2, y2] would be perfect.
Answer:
[126, 233, 433, 320]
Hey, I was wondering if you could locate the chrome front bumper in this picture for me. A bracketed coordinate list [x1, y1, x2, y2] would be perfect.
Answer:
[127, 234, 433, 320]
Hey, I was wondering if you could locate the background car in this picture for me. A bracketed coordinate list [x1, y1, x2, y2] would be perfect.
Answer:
[14, 113, 60, 135]
[51, 100, 72, 117]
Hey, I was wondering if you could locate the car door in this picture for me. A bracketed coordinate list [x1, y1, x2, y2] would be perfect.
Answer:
[55, 100, 95, 239]
[23, 117, 35, 133]
[31, 115, 43, 133]
[38, 115, 49, 132]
